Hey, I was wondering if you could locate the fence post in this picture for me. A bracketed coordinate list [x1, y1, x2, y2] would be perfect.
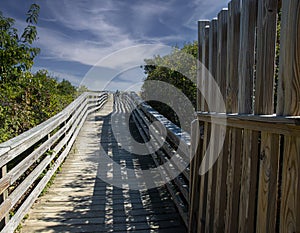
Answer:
[0, 166, 8, 230]
[276, 1, 300, 232]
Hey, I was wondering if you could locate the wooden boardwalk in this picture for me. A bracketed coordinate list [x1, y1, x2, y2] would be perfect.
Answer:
[21, 94, 186, 233]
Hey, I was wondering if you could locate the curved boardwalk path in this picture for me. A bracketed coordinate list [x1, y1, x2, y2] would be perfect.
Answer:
[21, 94, 186, 233]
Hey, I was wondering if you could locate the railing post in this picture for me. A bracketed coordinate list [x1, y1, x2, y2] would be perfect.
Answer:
[0, 165, 8, 230]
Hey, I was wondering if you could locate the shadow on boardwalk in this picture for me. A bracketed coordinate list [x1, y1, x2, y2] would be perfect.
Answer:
[21, 95, 186, 233]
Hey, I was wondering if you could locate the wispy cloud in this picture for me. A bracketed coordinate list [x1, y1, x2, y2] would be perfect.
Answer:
[185, 0, 230, 28]
[0, 0, 229, 89]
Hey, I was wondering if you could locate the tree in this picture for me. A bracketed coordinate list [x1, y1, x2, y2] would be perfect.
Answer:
[141, 42, 198, 129]
[0, 4, 40, 83]
[0, 5, 77, 143]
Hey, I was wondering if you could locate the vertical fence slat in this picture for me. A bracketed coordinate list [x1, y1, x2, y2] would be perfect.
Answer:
[238, 130, 260, 233]
[276, 1, 300, 116]
[196, 24, 211, 233]
[226, 0, 241, 114]
[277, 1, 300, 232]
[238, 0, 258, 232]
[257, 133, 280, 233]
[213, 9, 228, 233]
[280, 136, 300, 233]
[254, 1, 280, 233]
[204, 123, 219, 233]
[198, 20, 210, 112]
[238, 0, 257, 114]
[255, 0, 278, 114]
[208, 19, 218, 113]
[202, 26, 210, 112]
[204, 18, 218, 233]
[189, 120, 202, 233]
[225, 127, 242, 233]
[216, 9, 228, 113]
[224, 1, 242, 233]
[197, 122, 210, 233]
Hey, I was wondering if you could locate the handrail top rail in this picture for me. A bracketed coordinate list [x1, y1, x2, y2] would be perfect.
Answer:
[128, 92, 191, 146]
[0, 92, 107, 158]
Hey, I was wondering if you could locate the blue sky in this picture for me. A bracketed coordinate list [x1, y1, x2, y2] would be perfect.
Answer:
[0, 0, 229, 91]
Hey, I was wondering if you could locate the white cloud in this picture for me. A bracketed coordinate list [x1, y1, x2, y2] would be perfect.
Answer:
[185, 0, 230, 28]
[0, 0, 230, 87]
[32, 66, 83, 86]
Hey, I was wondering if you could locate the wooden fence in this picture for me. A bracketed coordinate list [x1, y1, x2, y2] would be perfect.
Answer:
[0, 92, 108, 232]
[189, 0, 300, 233]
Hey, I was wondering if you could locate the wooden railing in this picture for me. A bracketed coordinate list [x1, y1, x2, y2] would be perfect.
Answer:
[125, 92, 190, 228]
[190, 0, 300, 233]
[0, 92, 108, 232]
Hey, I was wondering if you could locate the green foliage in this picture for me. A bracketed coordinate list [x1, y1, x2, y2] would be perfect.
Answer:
[77, 85, 90, 95]
[0, 71, 77, 143]
[0, 6, 77, 143]
[141, 41, 198, 128]
[274, 9, 281, 112]
[0, 4, 40, 83]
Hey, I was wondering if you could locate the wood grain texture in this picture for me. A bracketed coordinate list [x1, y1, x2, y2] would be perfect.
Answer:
[202, 25, 210, 112]
[211, 8, 229, 233]
[216, 9, 228, 113]
[0, 166, 8, 230]
[204, 124, 218, 233]
[208, 19, 218, 113]
[213, 125, 229, 233]
[226, 0, 241, 114]
[276, 2, 300, 232]
[255, 0, 278, 115]
[189, 120, 203, 233]
[238, 130, 259, 233]
[256, 133, 280, 233]
[196, 112, 300, 136]
[276, 0, 300, 116]
[254, 1, 281, 232]
[197, 122, 210, 233]
[238, 0, 258, 114]
[280, 136, 300, 233]
[198, 21, 210, 112]
[224, 128, 242, 233]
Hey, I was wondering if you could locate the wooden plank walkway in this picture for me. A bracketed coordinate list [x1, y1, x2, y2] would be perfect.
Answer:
[21, 94, 186, 233]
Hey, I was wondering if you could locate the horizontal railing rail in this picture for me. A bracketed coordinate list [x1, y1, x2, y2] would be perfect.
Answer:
[0, 92, 108, 232]
[125, 92, 190, 228]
